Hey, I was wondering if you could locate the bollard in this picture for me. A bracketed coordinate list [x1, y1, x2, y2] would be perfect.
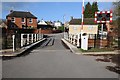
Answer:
[12, 35, 15, 52]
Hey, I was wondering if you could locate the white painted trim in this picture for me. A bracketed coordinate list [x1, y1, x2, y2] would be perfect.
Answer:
[110, 18, 112, 21]
[110, 13, 113, 16]
[97, 21, 100, 23]
[29, 18, 33, 23]
[107, 11, 110, 13]
[11, 17, 15, 23]
[102, 11, 105, 13]
[21, 18, 25, 23]
[106, 21, 110, 23]
[95, 14, 97, 16]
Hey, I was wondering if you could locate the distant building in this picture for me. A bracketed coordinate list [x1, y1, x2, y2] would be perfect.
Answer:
[38, 19, 47, 25]
[6, 10, 37, 29]
[0, 19, 7, 28]
[54, 21, 62, 29]
[37, 19, 53, 34]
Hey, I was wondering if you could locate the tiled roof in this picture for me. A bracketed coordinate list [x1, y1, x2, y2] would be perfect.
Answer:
[69, 18, 97, 25]
[6, 11, 37, 19]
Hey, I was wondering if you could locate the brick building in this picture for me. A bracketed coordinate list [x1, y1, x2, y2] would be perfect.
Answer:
[6, 10, 37, 29]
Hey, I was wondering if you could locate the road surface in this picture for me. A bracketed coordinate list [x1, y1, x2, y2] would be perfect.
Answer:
[2, 33, 118, 78]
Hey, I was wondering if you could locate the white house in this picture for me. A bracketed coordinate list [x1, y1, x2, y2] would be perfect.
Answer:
[54, 21, 62, 29]
[38, 19, 47, 25]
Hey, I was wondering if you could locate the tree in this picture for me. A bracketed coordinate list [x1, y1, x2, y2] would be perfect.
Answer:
[113, 1, 120, 49]
[84, 2, 99, 18]
[91, 2, 99, 18]
[84, 2, 92, 18]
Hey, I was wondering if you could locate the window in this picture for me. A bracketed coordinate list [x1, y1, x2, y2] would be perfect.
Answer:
[11, 17, 15, 22]
[29, 18, 33, 23]
[22, 25, 26, 29]
[11, 25, 15, 28]
[21, 18, 25, 23]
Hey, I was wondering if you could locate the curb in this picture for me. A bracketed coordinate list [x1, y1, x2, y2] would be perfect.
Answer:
[1, 38, 46, 57]
[61, 38, 78, 54]
[61, 38, 119, 55]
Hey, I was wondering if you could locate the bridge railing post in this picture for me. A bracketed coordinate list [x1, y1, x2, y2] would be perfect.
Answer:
[21, 34, 24, 47]
[27, 34, 29, 45]
[77, 34, 80, 47]
[37, 33, 39, 41]
[71, 35, 72, 43]
[73, 35, 76, 45]
[31, 34, 33, 43]
[12, 35, 15, 52]
[39, 33, 41, 40]
[35, 34, 37, 42]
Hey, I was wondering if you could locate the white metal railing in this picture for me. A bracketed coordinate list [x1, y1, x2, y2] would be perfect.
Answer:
[20, 33, 43, 47]
[64, 33, 80, 47]
[12, 33, 43, 52]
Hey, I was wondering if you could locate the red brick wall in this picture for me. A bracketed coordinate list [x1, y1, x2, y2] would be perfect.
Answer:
[33, 29, 53, 34]
[41, 30, 53, 34]
[7, 17, 37, 29]
[88, 39, 108, 47]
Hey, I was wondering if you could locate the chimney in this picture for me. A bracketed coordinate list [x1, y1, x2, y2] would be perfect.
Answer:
[10, 10, 13, 13]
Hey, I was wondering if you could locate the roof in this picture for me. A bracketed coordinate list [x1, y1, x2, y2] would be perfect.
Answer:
[69, 18, 97, 25]
[38, 20, 47, 25]
[0, 19, 8, 28]
[6, 11, 37, 19]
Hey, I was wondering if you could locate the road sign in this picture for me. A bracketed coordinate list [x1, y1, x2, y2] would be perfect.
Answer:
[95, 11, 112, 23]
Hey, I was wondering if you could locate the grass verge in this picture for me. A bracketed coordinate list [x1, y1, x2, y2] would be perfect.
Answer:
[79, 48, 115, 52]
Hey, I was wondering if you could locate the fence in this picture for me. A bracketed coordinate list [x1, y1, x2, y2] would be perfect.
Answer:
[2, 33, 43, 51]
[20, 33, 43, 47]
[64, 33, 109, 48]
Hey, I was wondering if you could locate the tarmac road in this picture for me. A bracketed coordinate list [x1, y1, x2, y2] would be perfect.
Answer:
[2, 33, 118, 78]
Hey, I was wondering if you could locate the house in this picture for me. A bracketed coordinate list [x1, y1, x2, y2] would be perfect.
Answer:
[6, 10, 37, 30]
[37, 19, 53, 34]
[38, 19, 47, 25]
[0, 19, 7, 28]
[53, 21, 62, 29]
[69, 18, 108, 48]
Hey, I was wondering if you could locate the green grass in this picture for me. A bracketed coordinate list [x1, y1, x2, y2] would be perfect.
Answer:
[58, 26, 64, 32]
[79, 48, 115, 52]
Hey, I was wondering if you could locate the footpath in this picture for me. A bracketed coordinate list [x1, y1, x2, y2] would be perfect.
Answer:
[61, 38, 119, 55]
[0, 38, 46, 57]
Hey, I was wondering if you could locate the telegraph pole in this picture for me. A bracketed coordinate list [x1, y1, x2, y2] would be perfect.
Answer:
[63, 15, 65, 39]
